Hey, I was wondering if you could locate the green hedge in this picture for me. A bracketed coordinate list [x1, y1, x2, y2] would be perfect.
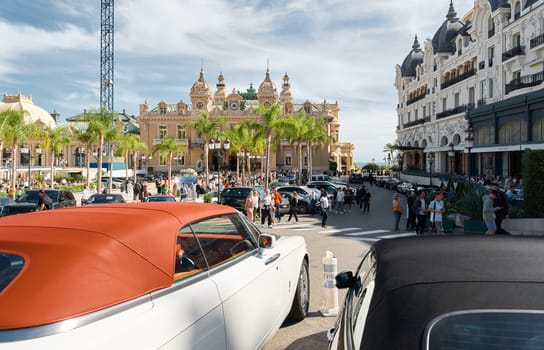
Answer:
[523, 150, 544, 218]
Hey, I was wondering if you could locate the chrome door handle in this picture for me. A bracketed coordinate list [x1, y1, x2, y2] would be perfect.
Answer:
[265, 253, 281, 265]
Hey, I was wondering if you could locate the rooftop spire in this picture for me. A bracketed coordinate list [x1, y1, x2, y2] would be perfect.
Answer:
[446, 0, 457, 20]
[412, 34, 421, 50]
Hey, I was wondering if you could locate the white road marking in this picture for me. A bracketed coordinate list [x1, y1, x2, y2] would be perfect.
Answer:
[377, 232, 417, 239]
[346, 229, 390, 236]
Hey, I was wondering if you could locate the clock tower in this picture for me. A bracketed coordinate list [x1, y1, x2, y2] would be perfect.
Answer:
[190, 68, 213, 112]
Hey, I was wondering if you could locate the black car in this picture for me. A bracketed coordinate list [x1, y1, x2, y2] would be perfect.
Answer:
[1, 189, 76, 217]
[85, 193, 126, 205]
[349, 173, 363, 184]
[218, 187, 254, 213]
[328, 236, 544, 350]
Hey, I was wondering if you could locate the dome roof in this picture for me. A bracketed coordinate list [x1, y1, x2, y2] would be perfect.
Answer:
[190, 68, 212, 95]
[0, 93, 56, 128]
[400, 35, 424, 77]
[488, 0, 510, 11]
[258, 68, 278, 95]
[431, 1, 464, 55]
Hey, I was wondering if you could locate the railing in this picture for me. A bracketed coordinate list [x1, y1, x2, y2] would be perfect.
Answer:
[403, 117, 429, 128]
[502, 45, 525, 61]
[441, 69, 476, 89]
[477, 99, 486, 107]
[436, 105, 468, 119]
[406, 94, 426, 105]
[530, 33, 544, 49]
[153, 138, 189, 145]
[505, 71, 544, 95]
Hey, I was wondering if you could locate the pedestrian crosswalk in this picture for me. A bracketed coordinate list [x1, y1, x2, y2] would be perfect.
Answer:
[277, 222, 417, 242]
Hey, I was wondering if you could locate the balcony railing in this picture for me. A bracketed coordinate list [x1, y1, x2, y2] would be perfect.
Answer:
[403, 117, 430, 129]
[436, 105, 468, 119]
[440, 69, 476, 89]
[153, 138, 189, 145]
[477, 99, 487, 107]
[502, 45, 525, 61]
[505, 71, 544, 95]
[406, 94, 426, 106]
[530, 33, 544, 49]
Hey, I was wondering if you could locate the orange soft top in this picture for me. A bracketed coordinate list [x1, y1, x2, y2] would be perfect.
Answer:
[0, 202, 236, 330]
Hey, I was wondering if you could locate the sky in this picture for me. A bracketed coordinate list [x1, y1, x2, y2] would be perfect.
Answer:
[0, 0, 475, 163]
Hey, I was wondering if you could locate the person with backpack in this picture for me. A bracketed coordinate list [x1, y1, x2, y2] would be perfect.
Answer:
[428, 192, 446, 234]
[37, 189, 53, 211]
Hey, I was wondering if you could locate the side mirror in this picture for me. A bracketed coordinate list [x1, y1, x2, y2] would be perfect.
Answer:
[335, 271, 356, 289]
[258, 233, 276, 249]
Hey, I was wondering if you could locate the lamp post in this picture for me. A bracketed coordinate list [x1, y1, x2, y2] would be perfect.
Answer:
[448, 142, 455, 183]
[428, 153, 435, 186]
[20, 146, 30, 187]
[465, 127, 474, 178]
[396, 152, 403, 180]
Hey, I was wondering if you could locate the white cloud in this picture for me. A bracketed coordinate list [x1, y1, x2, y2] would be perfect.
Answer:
[0, 0, 478, 162]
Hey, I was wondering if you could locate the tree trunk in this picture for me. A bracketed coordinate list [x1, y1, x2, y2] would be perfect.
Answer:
[10, 144, 18, 198]
[168, 153, 173, 193]
[50, 152, 55, 189]
[86, 145, 91, 188]
[97, 135, 104, 193]
[204, 141, 210, 190]
[108, 145, 114, 193]
[265, 133, 271, 188]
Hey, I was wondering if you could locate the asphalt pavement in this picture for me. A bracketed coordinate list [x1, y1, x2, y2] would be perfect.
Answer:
[264, 181, 418, 350]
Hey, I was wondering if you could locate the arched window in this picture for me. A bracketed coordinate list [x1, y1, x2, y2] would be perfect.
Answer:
[514, 1, 521, 20]
[488, 16, 495, 38]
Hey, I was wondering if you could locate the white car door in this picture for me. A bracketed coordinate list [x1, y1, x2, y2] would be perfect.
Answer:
[190, 214, 286, 350]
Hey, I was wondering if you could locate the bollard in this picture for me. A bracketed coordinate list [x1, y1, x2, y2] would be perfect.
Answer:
[320, 250, 339, 317]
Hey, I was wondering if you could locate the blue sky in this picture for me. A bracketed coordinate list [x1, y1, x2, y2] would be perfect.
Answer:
[0, 0, 475, 163]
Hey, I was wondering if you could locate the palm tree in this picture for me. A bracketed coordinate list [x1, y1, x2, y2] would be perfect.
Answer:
[116, 133, 147, 185]
[277, 111, 313, 184]
[225, 120, 263, 186]
[74, 106, 116, 193]
[254, 103, 282, 187]
[186, 112, 226, 188]
[39, 126, 72, 189]
[105, 125, 123, 193]
[0, 109, 39, 197]
[151, 137, 187, 193]
[304, 117, 333, 179]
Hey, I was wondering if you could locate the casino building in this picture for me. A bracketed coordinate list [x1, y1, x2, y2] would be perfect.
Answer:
[395, 0, 544, 180]
[138, 68, 354, 176]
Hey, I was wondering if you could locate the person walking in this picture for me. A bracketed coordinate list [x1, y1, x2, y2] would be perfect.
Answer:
[362, 187, 371, 213]
[260, 189, 273, 228]
[490, 182, 509, 234]
[392, 193, 403, 231]
[428, 192, 445, 234]
[415, 191, 428, 235]
[287, 191, 299, 223]
[37, 189, 53, 211]
[483, 190, 498, 235]
[244, 191, 255, 221]
[271, 188, 282, 223]
[319, 189, 329, 229]
[406, 191, 417, 231]
[335, 187, 344, 214]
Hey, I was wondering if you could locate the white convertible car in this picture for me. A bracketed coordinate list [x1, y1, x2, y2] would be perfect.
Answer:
[0, 202, 309, 349]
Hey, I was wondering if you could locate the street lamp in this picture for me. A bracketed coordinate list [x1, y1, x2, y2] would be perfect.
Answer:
[465, 127, 474, 178]
[20, 146, 30, 187]
[396, 151, 404, 180]
[448, 142, 455, 182]
[428, 153, 435, 186]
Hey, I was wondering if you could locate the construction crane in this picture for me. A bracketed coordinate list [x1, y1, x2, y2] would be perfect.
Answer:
[100, 0, 114, 112]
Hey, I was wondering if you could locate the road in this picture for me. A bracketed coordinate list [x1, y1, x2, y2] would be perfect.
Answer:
[264, 182, 416, 350]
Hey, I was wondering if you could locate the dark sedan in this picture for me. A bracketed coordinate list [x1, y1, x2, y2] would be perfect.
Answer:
[329, 236, 544, 350]
[1, 189, 76, 217]
[85, 193, 125, 205]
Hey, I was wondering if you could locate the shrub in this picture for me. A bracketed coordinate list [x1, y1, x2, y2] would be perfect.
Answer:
[203, 193, 213, 203]
[523, 150, 544, 218]
[454, 182, 488, 220]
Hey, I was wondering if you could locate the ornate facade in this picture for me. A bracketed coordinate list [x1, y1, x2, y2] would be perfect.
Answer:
[139, 68, 354, 175]
[395, 0, 544, 179]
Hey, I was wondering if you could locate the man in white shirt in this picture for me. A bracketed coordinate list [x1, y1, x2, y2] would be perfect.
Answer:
[260, 189, 273, 228]
[82, 186, 90, 206]
[319, 190, 329, 229]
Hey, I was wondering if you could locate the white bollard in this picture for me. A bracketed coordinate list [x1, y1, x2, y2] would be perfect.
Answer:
[320, 250, 339, 317]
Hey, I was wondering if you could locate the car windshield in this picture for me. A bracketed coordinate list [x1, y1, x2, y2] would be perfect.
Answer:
[426, 311, 544, 350]
[89, 195, 121, 203]
[17, 190, 56, 203]
[147, 196, 175, 202]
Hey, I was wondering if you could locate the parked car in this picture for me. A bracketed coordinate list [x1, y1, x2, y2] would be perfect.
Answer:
[85, 193, 126, 205]
[0, 203, 309, 349]
[397, 181, 415, 194]
[349, 173, 363, 184]
[144, 195, 177, 202]
[0, 197, 14, 212]
[276, 186, 319, 214]
[218, 187, 254, 213]
[1, 189, 76, 217]
[307, 181, 341, 199]
[328, 235, 544, 350]
[384, 178, 401, 191]
[374, 175, 391, 187]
